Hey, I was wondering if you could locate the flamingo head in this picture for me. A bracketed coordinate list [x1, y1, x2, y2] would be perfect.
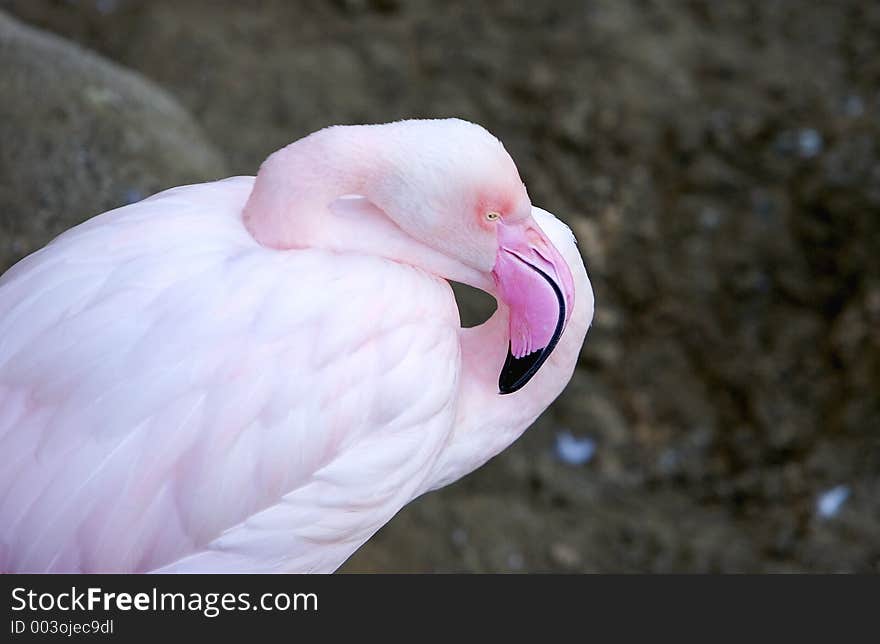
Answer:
[369, 119, 577, 394]
[247, 118, 578, 395]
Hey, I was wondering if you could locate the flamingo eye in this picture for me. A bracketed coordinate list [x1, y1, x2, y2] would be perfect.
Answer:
[485, 211, 501, 222]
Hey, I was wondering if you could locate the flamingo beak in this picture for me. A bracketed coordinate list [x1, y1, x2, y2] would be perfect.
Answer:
[492, 219, 576, 394]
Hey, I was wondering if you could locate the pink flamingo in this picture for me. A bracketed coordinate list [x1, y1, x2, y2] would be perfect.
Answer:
[0, 119, 593, 573]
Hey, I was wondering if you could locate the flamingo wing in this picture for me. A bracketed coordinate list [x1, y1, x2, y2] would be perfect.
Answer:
[0, 178, 460, 572]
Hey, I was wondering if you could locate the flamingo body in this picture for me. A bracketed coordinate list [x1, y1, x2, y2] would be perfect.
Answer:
[0, 120, 592, 572]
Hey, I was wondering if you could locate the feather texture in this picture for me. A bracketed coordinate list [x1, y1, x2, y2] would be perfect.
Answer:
[0, 177, 461, 572]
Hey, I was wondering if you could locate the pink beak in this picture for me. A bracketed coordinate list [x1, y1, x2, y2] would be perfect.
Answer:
[492, 219, 576, 394]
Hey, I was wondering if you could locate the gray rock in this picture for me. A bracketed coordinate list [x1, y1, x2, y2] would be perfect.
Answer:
[0, 11, 226, 272]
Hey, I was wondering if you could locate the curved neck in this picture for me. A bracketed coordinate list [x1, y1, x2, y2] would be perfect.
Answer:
[242, 125, 492, 291]
[243, 125, 380, 250]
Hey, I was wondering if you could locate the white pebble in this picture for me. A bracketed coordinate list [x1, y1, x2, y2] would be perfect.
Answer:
[816, 485, 850, 519]
[798, 129, 823, 158]
[554, 430, 596, 466]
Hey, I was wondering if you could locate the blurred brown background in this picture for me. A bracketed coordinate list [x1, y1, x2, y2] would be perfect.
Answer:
[1, 0, 878, 572]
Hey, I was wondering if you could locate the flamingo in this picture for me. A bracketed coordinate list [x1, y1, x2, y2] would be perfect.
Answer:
[0, 119, 593, 573]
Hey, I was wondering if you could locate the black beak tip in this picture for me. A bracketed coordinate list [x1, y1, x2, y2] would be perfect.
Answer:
[498, 347, 546, 394]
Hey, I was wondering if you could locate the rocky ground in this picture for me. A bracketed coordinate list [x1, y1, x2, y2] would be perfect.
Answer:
[0, 11, 225, 271]
[1, 0, 878, 572]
